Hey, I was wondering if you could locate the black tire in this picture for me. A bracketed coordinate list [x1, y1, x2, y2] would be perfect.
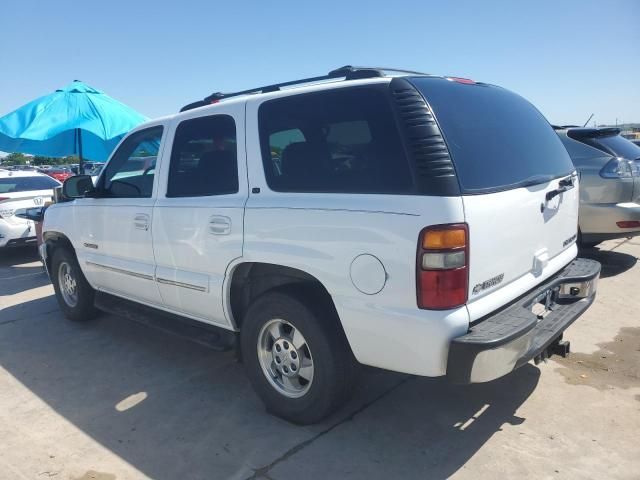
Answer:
[241, 288, 358, 424]
[578, 231, 599, 250]
[51, 247, 98, 321]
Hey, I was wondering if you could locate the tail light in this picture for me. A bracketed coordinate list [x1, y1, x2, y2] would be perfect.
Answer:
[600, 157, 639, 178]
[0, 197, 10, 218]
[616, 221, 640, 229]
[447, 77, 477, 85]
[417, 224, 469, 310]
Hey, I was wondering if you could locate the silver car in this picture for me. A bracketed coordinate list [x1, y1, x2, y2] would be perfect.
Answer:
[556, 127, 640, 247]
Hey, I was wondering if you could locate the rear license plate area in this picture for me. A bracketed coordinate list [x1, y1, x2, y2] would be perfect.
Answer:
[531, 287, 560, 319]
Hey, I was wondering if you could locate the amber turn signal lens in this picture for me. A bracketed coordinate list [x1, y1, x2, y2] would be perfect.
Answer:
[422, 228, 466, 249]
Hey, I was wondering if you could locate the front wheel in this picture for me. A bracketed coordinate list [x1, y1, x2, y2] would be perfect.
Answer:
[51, 247, 98, 321]
[241, 289, 358, 424]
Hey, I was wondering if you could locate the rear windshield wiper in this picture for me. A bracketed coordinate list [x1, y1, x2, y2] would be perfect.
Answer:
[517, 174, 557, 188]
[545, 174, 576, 201]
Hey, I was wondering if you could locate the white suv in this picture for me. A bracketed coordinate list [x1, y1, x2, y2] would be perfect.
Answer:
[0, 170, 60, 248]
[41, 67, 600, 424]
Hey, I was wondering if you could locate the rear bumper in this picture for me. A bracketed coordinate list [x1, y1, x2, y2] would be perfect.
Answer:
[447, 258, 601, 384]
[0, 236, 37, 248]
[580, 202, 640, 237]
[0, 220, 36, 248]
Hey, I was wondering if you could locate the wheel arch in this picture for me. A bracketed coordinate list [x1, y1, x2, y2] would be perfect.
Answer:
[42, 231, 76, 273]
[226, 261, 342, 330]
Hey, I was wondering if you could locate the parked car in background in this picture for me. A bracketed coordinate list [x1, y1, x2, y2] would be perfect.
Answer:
[43, 66, 600, 424]
[556, 127, 640, 247]
[7, 165, 38, 171]
[631, 139, 640, 147]
[43, 166, 74, 183]
[80, 162, 105, 176]
[0, 170, 60, 248]
[85, 162, 105, 176]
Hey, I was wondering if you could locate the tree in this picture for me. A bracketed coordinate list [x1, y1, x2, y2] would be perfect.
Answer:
[32, 155, 58, 166]
[1, 152, 30, 165]
[0, 153, 79, 167]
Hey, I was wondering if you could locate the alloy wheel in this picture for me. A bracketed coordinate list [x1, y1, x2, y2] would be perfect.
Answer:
[58, 261, 79, 308]
[257, 318, 314, 398]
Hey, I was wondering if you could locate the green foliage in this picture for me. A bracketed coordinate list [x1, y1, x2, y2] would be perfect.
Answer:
[32, 156, 58, 166]
[32, 155, 79, 165]
[0, 153, 79, 166]
[1, 152, 30, 165]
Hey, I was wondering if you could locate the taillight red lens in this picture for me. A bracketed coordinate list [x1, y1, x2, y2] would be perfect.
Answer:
[418, 268, 468, 309]
[616, 220, 640, 228]
[417, 224, 468, 310]
[447, 77, 476, 85]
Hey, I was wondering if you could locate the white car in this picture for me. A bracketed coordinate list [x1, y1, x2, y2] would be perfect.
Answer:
[0, 170, 60, 248]
[41, 66, 600, 424]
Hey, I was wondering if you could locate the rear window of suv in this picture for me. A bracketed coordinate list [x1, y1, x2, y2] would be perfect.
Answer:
[258, 86, 414, 194]
[410, 77, 575, 194]
[580, 134, 640, 160]
[0, 175, 60, 193]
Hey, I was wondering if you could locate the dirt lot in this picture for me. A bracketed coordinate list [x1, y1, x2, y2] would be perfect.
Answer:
[1, 239, 638, 480]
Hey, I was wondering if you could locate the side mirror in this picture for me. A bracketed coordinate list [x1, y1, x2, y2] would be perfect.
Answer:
[62, 175, 95, 199]
[14, 206, 46, 223]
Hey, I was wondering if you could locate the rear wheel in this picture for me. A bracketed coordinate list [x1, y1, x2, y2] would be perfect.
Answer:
[578, 231, 600, 249]
[241, 289, 358, 424]
[51, 247, 98, 321]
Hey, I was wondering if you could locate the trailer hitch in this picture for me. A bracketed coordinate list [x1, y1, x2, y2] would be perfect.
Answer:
[534, 335, 571, 364]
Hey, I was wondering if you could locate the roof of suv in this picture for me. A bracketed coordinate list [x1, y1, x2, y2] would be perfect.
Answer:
[179, 65, 477, 113]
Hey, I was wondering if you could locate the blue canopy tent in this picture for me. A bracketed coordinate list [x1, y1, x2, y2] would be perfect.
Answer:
[0, 81, 148, 172]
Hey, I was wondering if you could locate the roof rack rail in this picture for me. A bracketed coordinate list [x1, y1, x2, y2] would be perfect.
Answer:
[179, 65, 429, 112]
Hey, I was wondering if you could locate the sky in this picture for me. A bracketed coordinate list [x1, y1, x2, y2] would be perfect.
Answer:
[0, 0, 638, 129]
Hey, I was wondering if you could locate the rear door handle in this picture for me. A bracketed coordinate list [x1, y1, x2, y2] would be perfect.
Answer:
[209, 215, 231, 235]
[134, 213, 150, 231]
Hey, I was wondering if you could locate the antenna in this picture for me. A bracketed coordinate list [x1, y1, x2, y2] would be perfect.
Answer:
[583, 113, 594, 127]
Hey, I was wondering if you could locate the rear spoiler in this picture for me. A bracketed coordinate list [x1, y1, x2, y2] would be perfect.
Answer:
[551, 125, 581, 130]
[566, 127, 621, 140]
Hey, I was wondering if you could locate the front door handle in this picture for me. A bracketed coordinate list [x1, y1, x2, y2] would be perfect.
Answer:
[209, 215, 231, 235]
[134, 213, 150, 231]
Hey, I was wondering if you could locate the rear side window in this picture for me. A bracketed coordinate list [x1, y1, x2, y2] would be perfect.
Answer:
[0, 175, 60, 193]
[167, 115, 238, 197]
[258, 86, 413, 194]
[410, 77, 575, 193]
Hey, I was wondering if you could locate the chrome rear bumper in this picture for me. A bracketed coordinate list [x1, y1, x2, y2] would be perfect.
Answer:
[580, 202, 640, 238]
[447, 258, 601, 384]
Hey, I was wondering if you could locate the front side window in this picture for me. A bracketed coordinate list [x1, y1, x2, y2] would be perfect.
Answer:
[167, 115, 238, 197]
[258, 87, 413, 194]
[101, 126, 163, 198]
